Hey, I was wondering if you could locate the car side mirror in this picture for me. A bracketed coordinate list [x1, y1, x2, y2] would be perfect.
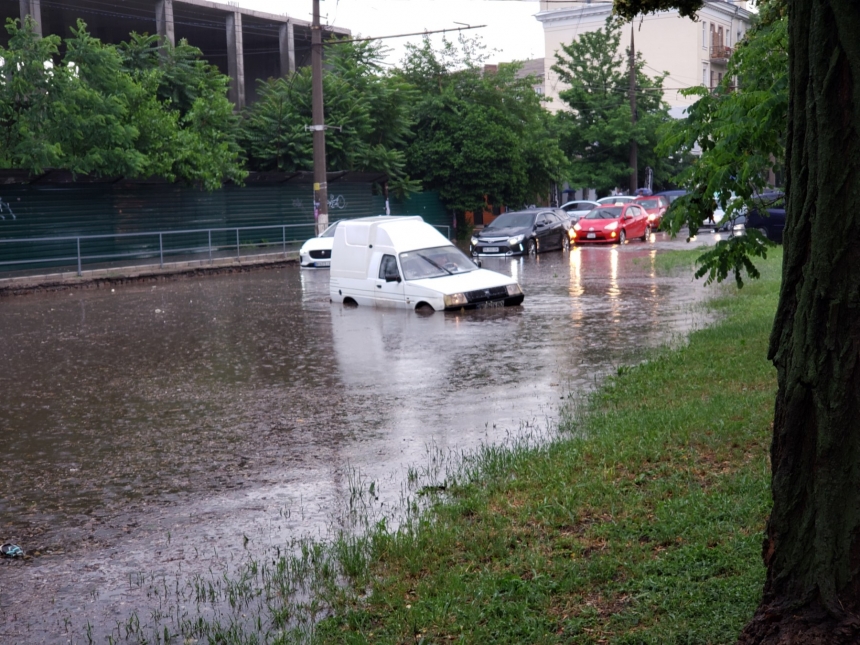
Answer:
[385, 274, 401, 283]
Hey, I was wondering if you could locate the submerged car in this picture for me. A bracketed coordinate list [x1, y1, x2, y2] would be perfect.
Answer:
[571, 203, 651, 244]
[299, 221, 339, 267]
[633, 195, 670, 229]
[330, 216, 524, 311]
[470, 209, 571, 256]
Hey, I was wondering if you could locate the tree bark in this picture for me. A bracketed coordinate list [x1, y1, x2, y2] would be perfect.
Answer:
[737, 0, 860, 642]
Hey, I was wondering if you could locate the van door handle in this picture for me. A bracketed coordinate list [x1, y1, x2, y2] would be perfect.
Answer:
[376, 284, 382, 288]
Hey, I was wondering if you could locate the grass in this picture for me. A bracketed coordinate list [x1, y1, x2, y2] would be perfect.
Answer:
[91, 248, 782, 645]
[313, 249, 781, 644]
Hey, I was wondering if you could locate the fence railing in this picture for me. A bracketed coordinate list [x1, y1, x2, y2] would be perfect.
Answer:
[0, 221, 453, 277]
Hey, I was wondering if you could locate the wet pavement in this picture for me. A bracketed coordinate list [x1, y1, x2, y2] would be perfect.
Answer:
[1, 232, 717, 643]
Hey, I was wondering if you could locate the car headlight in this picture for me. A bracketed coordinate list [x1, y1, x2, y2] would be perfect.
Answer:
[470, 236, 478, 246]
[733, 224, 746, 231]
[506, 283, 522, 296]
[573, 223, 582, 231]
[605, 221, 619, 231]
[508, 234, 524, 245]
[647, 214, 656, 221]
[443, 293, 468, 308]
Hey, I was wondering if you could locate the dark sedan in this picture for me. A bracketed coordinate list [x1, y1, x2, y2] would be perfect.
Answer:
[718, 193, 786, 243]
[470, 209, 571, 256]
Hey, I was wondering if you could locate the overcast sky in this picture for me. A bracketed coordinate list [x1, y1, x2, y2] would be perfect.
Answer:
[210, 0, 546, 67]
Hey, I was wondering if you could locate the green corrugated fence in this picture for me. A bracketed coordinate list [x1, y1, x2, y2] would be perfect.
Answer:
[0, 181, 451, 274]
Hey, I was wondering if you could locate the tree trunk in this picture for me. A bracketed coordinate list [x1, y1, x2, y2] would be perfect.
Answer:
[738, 0, 860, 642]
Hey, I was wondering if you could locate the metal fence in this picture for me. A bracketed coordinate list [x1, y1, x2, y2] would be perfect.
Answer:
[0, 221, 452, 277]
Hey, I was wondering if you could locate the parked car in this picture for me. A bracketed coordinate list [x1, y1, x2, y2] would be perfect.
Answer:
[633, 195, 670, 229]
[718, 193, 786, 242]
[299, 220, 340, 267]
[560, 200, 599, 223]
[654, 189, 688, 204]
[571, 203, 651, 244]
[330, 216, 524, 311]
[596, 195, 634, 206]
[470, 209, 571, 256]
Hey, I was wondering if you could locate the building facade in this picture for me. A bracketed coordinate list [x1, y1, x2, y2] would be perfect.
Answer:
[2, 0, 350, 108]
[535, 0, 754, 116]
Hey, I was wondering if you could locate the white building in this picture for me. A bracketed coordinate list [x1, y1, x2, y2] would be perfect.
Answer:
[535, 1, 754, 116]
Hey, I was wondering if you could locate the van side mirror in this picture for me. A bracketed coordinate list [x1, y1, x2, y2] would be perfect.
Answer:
[385, 274, 401, 283]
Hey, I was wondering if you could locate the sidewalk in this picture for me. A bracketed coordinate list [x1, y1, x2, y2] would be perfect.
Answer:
[0, 249, 300, 296]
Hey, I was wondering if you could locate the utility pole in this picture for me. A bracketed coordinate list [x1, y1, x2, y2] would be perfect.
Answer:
[628, 23, 638, 195]
[311, 0, 328, 235]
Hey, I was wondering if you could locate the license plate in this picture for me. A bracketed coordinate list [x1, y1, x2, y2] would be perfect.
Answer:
[476, 300, 505, 309]
[315, 261, 331, 267]
[483, 247, 499, 253]
[587, 233, 596, 239]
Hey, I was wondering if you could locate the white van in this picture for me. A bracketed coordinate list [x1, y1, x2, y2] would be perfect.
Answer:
[329, 216, 524, 311]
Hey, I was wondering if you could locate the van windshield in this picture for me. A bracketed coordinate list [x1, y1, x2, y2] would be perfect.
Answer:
[400, 246, 477, 280]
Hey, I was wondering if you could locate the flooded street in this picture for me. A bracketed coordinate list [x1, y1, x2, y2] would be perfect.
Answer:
[1, 234, 716, 643]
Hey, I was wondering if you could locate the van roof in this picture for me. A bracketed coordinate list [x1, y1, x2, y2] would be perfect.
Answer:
[339, 216, 450, 253]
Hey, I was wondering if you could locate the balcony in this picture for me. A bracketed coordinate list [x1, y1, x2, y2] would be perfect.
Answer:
[710, 45, 733, 63]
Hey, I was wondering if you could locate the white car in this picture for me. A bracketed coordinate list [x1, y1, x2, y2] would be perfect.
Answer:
[330, 216, 524, 311]
[299, 221, 339, 267]
[596, 195, 634, 205]
[560, 200, 599, 222]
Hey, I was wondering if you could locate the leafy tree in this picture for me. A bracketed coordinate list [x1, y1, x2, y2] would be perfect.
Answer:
[240, 40, 419, 195]
[659, 3, 787, 285]
[615, 0, 860, 641]
[399, 35, 566, 216]
[551, 17, 673, 194]
[118, 33, 245, 189]
[0, 19, 244, 189]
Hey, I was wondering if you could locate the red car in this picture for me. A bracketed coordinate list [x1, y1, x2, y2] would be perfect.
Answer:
[633, 195, 670, 229]
[571, 204, 651, 244]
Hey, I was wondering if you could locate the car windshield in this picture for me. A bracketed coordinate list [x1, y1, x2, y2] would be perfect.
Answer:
[400, 246, 477, 280]
[485, 212, 535, 230]
[637, 199, 660, 208]
[319, 221, 339, 238]
[584, 207, 622, 220]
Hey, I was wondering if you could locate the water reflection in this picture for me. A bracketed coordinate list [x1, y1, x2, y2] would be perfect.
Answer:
[0, 240, 714, 642]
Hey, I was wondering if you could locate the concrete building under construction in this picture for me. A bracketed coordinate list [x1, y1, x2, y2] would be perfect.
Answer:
[1, 0, 350, 108]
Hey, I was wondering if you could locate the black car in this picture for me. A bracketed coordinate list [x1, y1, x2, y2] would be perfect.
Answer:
[470, 209, 571, 256]
[719, 192, 786, 243]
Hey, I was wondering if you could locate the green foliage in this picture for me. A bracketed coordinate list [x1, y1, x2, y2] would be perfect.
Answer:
[399, 35, 566, 214]
[240, 40, 420, 194]
[0, 19, 244, 189]
[552, 17, 675, 195]
[658, 1, 787, 284]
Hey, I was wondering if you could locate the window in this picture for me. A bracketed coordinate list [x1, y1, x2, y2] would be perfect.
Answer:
[710, 23, 715, 49]
[711, 70, 716, 88]
[718, 72, 724, 85]
[702, 21, 707, 49]
[703, 65, 708, 86]
[378, 254, 399, 280]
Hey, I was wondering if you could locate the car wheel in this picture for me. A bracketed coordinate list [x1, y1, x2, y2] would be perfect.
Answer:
[641, 225, 650, 241]
[619, 229, 627, 244]
[527, 238, 537, 256]
[562, 234, 570, 252]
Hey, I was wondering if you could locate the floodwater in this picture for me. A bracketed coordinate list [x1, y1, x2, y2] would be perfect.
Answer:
[1, 233, 717, 643]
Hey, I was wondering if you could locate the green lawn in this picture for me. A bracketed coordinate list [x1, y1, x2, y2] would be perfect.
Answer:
[313, 250, 781, 644]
